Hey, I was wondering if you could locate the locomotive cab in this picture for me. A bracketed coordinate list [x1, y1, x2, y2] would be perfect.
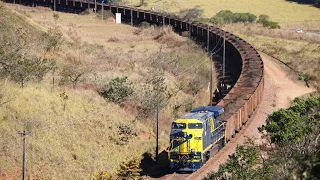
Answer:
[168, 106, 225, 172]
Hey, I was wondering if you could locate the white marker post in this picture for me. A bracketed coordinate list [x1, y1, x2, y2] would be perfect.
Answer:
[116, 13, 121, 24]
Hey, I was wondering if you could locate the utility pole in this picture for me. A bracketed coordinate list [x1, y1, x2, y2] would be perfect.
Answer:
[54, 0, 56, 11]
[101, 1, 104, 23]
[189, 24, 191, 39]
[207, 24, 210, 53]
[18, 130, 31, 180]
[222, 31, 226, 93]
[207, 24, 211, 104]
[155, 101, 159, 162]
[223, 32, 225, 80]
[130, 8, 133, 26]
[154, 47, 163, 163]
[162, 0, 165, 28]
[130, 0, 133, 26]
[210, 53, 213, 105]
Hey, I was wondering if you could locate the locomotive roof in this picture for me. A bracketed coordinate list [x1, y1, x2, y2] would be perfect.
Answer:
[180, 106, 224, 123]
[181, 112, 213, 123]
[191, 106, 224, 117]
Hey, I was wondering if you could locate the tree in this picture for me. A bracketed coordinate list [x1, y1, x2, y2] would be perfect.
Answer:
[0, 28, 56, 87]
[138, 67, 171, 118]
[99, 77, 134, 104]
[59, 53, 91, 88]
[203, 145, 273, 180]
[0, 10, 57, 88]
[257, 14, 280, 29]
[205, 95, 320, 180]
[257, 14, 269, 24]
[258, 95, 320, 179]
[247, 13, 257, 23]
[210, 11, 257, 25]
[10, 57, 55, 88]
[215, 10, 234, 24]
[259, 95, 320, 145]
[116, 158, 142, 180]
[179, 6, 204, 21]
[42, 28, 63, 52]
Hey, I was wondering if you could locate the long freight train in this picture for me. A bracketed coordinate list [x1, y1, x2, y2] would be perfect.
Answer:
[168, 106, 226, 171]
[7, 0, 264, 172]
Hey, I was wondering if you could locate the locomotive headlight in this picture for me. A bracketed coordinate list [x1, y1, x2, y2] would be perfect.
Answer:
[191, 148, 195, 153]
[175, 149, 179, 153]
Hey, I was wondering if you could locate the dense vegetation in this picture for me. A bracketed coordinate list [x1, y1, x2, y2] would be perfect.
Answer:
[204, 95, 320, 179]
[176, 7, 280, 29]
[200, 10, 280, 29]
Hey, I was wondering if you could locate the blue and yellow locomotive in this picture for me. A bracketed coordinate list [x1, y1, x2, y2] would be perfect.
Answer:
[168, 106, 225, 171]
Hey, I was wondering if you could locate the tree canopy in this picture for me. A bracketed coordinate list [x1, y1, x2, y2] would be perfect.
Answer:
[205, 95, 320, 180]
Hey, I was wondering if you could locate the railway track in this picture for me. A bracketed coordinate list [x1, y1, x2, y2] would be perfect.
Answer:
[6, 0, 264, 178]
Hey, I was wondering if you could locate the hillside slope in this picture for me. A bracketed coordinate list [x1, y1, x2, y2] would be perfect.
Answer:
[0, 3, 217, 179]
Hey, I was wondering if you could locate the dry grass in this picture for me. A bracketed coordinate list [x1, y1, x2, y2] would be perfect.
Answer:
[134, 0, 320, 26]
[1, 3, 217, 179]
[225, 23, 320, 43]
[223, 23, 320, 90]
[0, 81, 156, 179]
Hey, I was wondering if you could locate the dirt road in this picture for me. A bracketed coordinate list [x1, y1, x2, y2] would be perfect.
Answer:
[186, 52, 315, 180]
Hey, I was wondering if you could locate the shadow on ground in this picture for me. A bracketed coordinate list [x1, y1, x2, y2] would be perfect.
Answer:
[140, 150, 175, 178]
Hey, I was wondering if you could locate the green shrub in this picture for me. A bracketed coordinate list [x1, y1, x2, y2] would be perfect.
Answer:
[210, 16, 225, 26]
[247, 13, 257, 23]
[212, 10, 257, 25]
[238, 13, 249, 22]
[257, 14, 280, 29]
[262, 20, 280, 29]
[116, 158, 142, 180]
[215, 10, 234, 23]
[89, 171, 113, 180]
[42, 28, 63, 52]
[100, 76, 134, 104]
[196, 18, 211, 23]
[204, 145, 273, 180]
[257, 14, 270, 24]
[140, 21, 150, 28]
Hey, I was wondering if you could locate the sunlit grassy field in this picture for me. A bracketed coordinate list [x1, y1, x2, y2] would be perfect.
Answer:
[135, 0, 320, 25]
[1, 3, 217, 179]
[0, 82, 157, 179]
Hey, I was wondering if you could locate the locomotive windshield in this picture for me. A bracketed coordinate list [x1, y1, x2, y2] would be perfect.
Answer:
[188, 123, 203, 129]
[172, 122, 186, 129]
[170, 139, 185, 150]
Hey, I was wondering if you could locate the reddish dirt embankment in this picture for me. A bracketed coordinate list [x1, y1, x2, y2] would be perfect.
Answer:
[187, 52, 315, 180]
